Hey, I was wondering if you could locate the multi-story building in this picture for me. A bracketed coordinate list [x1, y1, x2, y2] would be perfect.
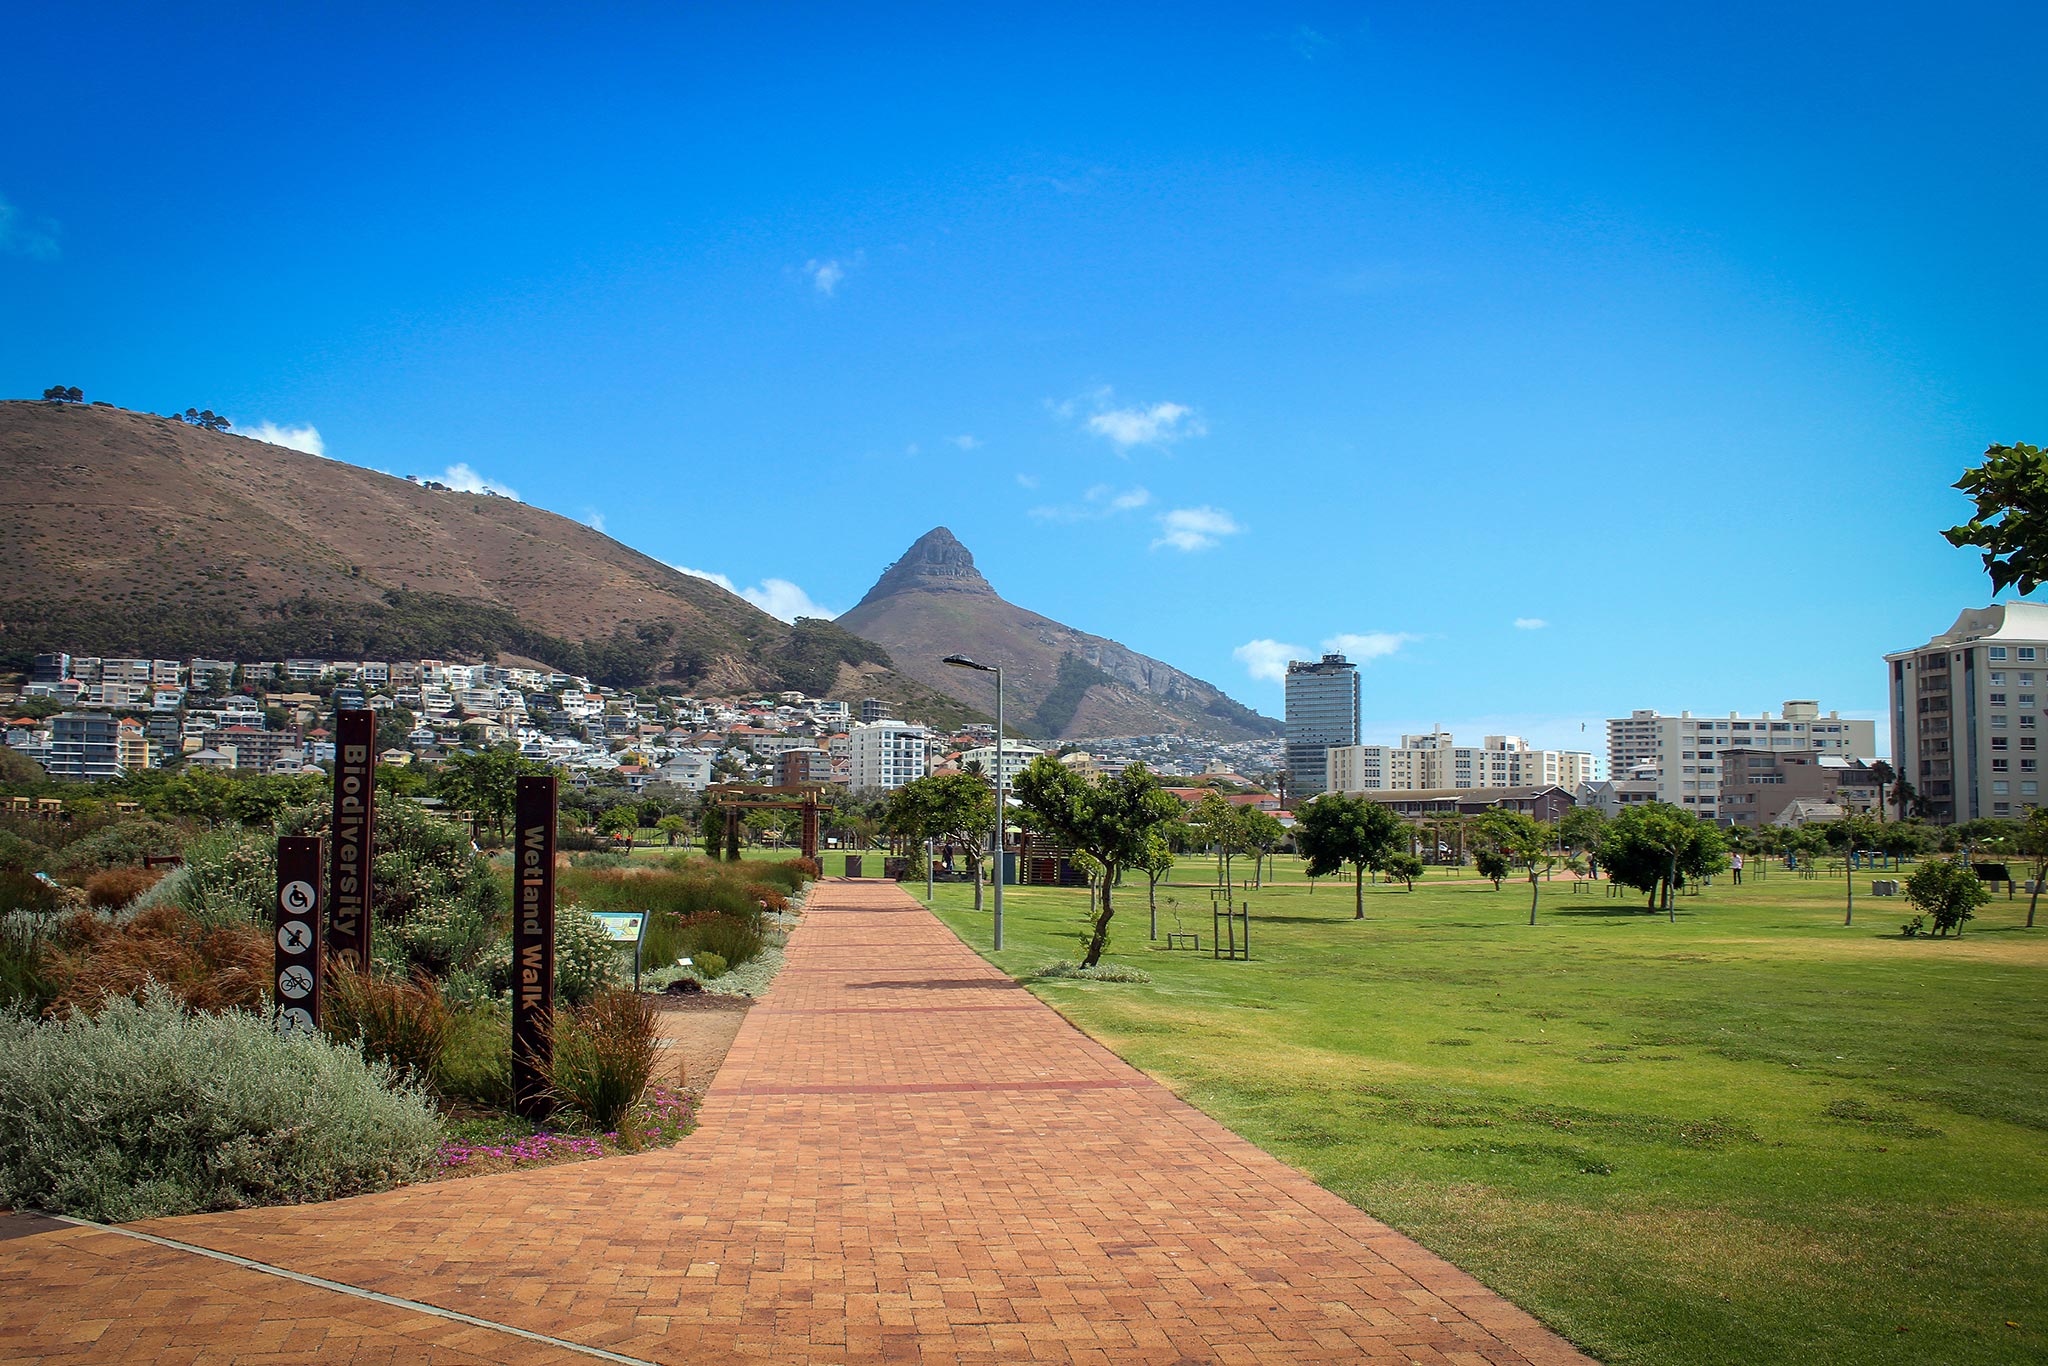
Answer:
[1604, 702, 1875, 821]
[1284, 653, 1359, 799]
[114, 719, 156, 773]
[957, 741, 1043, 784]
[848, 720, 929, 792]
[46, 713, 124, 781]
[1717, 748, 1881, 829]
[1327, 732, 1596, 796]
[1887, 602, 2048, 822]
[776, 748, 837, 786]
[859, 697, 888, 724]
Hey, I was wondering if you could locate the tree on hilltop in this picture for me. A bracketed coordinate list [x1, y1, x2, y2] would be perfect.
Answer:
[41, 385, 82, 403]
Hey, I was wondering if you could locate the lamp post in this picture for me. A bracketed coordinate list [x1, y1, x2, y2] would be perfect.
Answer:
[941, 653, 1003, 950]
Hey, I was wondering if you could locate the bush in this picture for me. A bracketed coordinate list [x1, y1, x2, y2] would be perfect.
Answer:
[0, 831, 53, 873]
[689, 951, 728, 980]
[681, 913, 764, 971]
[1036, 960, 1153, 983]
[174, 828, 276, 929]
[435, 1003, 513, 1108]
[85, 866, 162, 911]
[1904, 858, 1990, 936]
[0, 870, 61, 916]
[51, 906, 271, 1017]
[324, 968, 453, 1086]
[51, 820, 182, 876]
[553, 903, 621, 1007]
[0, 984, 445, 1221]
[745, 882, 790, 913]
[543, 989, 661, 1133]
[753, 859, 815, 893]
[0, 914, 61, 1014]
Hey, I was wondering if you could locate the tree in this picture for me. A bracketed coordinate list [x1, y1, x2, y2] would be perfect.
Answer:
[1239, 809, 1286, 887]
[1011, 758, 1183, 968]
[1474, 847, 1512, 888]
[596, 805, 639, 849]
[1904, 857, 1989, 936]
[2021, 808, 2048, 929]
[1598, 803, 1728, 915]
[436, 745, 536, 842]
[1383, 852, 1424, 891]
[1294, 794, 1405, 919]
[1188, 793, 1247, 887]
[656, 814, 688, 847]
[1867, 760, 1896, 821]
[886, 772, 998, 910]
[42, 385, 82, 402]
[1944, 442, 2048, 593]
[1135, 832, 1176, 940]
[1473, 808, 1555, 925]
[1557, 806, 1608, 864]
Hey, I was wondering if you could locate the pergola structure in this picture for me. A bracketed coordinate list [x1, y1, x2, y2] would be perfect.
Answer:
[704, 783, 832, 861]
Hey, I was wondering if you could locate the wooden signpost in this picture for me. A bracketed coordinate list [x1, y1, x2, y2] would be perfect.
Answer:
[512, 773, 559, 1119]
[327, 710, 378, 972]
[274, 836, 324, 1036]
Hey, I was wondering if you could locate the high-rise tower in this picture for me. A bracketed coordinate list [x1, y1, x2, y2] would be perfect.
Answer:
[1285, 653, 1360, 799]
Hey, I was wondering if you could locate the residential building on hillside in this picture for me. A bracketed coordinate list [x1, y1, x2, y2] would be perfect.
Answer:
[957, 740, 1043, 784]
[47, 713, 125, 780]
[1285, 653, 1359, 799]
[1327, 732, 1595, 796]
[859, 697, 888, 724]
[1604, 702, 1874, 820]
[849, 720, 929, 791]
[1718, 749, 1880, 829]
[114, 719, 155, 773]
[1887, 602, 2048, 822]
[777, 748, 837, 786]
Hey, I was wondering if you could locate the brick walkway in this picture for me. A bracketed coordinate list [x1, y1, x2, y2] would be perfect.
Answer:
[0, 879, 1594, 1364]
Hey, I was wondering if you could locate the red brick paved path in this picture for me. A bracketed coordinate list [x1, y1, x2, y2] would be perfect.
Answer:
[0, 879, 1596, 1364]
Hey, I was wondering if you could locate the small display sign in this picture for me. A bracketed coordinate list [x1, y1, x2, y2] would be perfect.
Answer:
[274, 836, 324, 1037]
[590, 911, 647, 944]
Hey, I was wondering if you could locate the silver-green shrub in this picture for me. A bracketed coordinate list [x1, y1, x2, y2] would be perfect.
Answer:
[0, 985, 444, 1221]
[1036, 960, 1153, 983]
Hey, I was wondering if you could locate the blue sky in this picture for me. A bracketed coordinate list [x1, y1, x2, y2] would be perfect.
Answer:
[4, 3, 2043, 754]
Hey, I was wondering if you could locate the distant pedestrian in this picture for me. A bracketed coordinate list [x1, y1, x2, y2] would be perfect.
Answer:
[1731, 851, 1744, 885]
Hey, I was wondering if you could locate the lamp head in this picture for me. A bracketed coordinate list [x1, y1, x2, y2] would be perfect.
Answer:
[941, 653, 993, 672]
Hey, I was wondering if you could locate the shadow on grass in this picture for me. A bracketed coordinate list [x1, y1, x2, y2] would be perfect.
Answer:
[1548, 907, 1667, 918]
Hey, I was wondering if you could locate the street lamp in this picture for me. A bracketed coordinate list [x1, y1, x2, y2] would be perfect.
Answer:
[942, 653, 1004, 950]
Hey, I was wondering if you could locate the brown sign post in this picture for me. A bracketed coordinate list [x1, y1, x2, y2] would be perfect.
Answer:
[274, 836, 325, 1036]
[328, 710, 378, 972]
[511, 773, 559, 1120]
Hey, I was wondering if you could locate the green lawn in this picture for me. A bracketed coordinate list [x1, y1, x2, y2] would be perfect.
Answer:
[926, 864, 2047, 1366]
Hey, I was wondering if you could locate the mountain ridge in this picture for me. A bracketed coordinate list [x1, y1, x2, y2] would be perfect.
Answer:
[834, 527, 1280, 743]
[0, 401, 983, 726]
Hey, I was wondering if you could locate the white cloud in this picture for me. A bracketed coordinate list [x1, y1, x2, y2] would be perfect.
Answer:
[1151, 505, 1242, 551]
[806, 258, 846, 295]
[439, 463, 519, 498]
[1052, 386, 1208, 451]
[242, 421, 325, 456]
[673, 566, 736, 591]
[1514, 617, 1548, 630]
[1030, 484, 1151, 523]
[0, 194, 59, 259]
[673, 565, 836, 623]
[951, 434, 981, 450]
[583, 509, 607, 534]
[1324, 631, 1418, 662]
[1234, 639, 1305, 685]
[1015, 473, 1040, 489]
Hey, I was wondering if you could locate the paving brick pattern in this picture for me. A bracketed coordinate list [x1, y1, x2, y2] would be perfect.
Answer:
[0, 880, 1596, 1364]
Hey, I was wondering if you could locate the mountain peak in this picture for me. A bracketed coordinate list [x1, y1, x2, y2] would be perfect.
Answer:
[851, 526, 995, 609]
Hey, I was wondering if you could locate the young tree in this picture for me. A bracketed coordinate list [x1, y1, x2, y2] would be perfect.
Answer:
[1239, 809, 1285, 887]
[597, 804, 639, 849]
[1944, 442, 2048, 592]
[1598, 803, 1729, 915]
[1136, 831, 1176, 940]
[1011, 758, 1183, 968]
[1557, 806, 1608, 868]
[1294, 794, 1405, 918]
[885, 772, 997, 910]
[1188, 792, 1245, 887]
[656, 814, 688, 847]
[1474, 847, 1512, 889]
[2020, 807, 2048, 929]
[1383, 852, 1425, 891]
[1473, 808, 1555, 925]
[1904, 857, 1989, 936]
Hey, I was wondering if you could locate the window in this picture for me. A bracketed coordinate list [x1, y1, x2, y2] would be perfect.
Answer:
[1993, 737, 2009, 750]
[2025, 673, 2037, 686]
[1992, 647, 2009, 660]
[1991, 693, 2008, 705]
[1992, 672, 2006, 685]
[2024, 759, 2038, 772]
[1996, 801, 2012, 814]
[2026, 782, 2039, 796]
[1994, 715, 2009, 729]
[2024, 648, 2038, 661]
[2024, 695, 2038, 706]
[2024, 737, 2038, 750]
[2026, 715, 2038, 728]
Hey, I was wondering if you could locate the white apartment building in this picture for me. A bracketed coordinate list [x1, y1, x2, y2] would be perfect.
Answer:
[1605, 701, 1875, 821]
[848, 720, 930, 792]
[1887, 602, 2048, 823]
[957, 741, 1043, 784]
[1326, 733, 1596, 796]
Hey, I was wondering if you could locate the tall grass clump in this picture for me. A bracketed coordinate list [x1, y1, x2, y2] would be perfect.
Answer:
[542, 989, 662, 1133]
[325, 968, 453, 1086]
[51, 906, 271, 1017]
[0, 985, 444, 1221]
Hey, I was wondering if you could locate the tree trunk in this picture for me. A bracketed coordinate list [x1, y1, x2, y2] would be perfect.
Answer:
[1081, 862, 1117, 966]
[1354, 865, 1364, 919]
[973, 849, 984, 912]
[1149, 876, 1158, 940]
[1529, 872, 1540, 926]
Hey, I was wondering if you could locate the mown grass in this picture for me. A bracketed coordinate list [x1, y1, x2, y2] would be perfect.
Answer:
[928, 863, 2048, 1366]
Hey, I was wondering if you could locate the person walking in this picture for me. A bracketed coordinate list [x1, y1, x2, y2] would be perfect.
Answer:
[1731, 851, 1744, 885]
